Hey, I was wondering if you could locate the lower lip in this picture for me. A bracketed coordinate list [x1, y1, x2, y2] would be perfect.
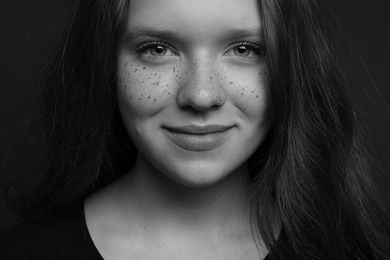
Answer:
[164, 128, 233, 151]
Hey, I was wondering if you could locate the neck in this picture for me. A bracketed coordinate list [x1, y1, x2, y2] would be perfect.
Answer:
[119, 155, 252, 232]
[85, 155, 265, 259]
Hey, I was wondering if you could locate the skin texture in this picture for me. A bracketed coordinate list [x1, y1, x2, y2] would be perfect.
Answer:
[85, 0, 271, 259]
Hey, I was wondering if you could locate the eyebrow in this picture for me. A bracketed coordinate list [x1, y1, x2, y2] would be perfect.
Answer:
[222, 28, 264, 40]
[123, 27, 264, 42]
[123, 28, 182, 41]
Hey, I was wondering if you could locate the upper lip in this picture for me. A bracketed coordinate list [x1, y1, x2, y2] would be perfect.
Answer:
[164, 124, 233, 134]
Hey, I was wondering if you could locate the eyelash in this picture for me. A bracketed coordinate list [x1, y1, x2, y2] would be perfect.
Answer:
[226, 41, 264, 56]
[134, 40, 264, 56]
[135, 40, 178, 55]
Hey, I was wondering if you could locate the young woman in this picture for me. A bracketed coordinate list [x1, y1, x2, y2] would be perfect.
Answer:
[1, 0, 389, 259]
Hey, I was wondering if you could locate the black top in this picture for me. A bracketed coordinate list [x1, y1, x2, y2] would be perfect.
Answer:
[0, 204, 102, 260]
[0, 205, 275, 259]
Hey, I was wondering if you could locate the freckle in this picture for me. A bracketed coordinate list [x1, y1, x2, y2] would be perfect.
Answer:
[130, 95, 132, 99]
[156, 81, 160, 86]
[241, 93, 244, 96]
[138, 98, 143, 101]
[256, 95, 259, 98]
[143, 67, 146, 70]
[210, 77, 213, 80]
[229, 82, 233, 84]
[154, 99, 157, 102]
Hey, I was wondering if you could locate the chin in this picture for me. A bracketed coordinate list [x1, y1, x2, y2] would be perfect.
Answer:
[164, 162, 246, 189]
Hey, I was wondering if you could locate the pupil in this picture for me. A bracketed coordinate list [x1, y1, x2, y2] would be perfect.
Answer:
[155, 46, 165, 53]
[237, 46, 247, 54]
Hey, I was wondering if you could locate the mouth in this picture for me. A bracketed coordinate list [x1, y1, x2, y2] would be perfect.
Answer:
[164, 125, 233, 135]
[163, 124, 234, 151]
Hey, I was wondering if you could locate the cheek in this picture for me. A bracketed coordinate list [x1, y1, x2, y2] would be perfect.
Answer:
[221, 65, 269, 118]
[117, 62, 180, 114]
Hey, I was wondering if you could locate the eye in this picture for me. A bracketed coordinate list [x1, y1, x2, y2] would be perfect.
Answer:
[234, 45, 252, 57]
[136, 41, 178, 57]
[224, 41, 264, 59]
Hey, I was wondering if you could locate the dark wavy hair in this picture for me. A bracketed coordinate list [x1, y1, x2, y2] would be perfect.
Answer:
[17, 0, 389, 259]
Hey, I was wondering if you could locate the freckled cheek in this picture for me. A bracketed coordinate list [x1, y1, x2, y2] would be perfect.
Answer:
[116, 66, 179, 114]
[224, 69, 269, 118]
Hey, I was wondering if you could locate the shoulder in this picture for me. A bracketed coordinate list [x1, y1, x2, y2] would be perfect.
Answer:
[0, 204, 100, 260]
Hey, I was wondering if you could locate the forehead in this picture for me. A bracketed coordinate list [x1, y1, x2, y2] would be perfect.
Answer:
[126, 0, 262, 38]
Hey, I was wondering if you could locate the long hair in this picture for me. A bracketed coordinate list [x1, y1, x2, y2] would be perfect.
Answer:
[19, 0, 134, 215]
[249, 0, 390, 259]
[18, 0, 389, 259]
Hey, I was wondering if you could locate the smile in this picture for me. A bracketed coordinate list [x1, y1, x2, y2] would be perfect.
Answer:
[163, 125, 234, 151]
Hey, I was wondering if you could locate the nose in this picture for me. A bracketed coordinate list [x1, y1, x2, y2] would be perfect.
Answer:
[177, 60, 226, 112]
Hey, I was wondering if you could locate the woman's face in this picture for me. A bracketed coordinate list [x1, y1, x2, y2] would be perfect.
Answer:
[117, 0, 271, 187]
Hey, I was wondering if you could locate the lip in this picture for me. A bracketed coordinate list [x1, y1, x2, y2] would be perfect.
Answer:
[165, 124, 233, 134]
[163, 125, 234, 151]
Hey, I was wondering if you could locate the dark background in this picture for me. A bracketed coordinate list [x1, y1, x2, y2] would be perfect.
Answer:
[0, 1, 389, 231]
